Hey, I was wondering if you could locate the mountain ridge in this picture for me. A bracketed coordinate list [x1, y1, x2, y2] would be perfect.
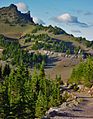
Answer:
[0, 4, 93, 52]
[0, 4, 34, 25]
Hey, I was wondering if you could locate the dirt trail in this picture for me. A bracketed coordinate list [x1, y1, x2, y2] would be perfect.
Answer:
[50, 92, 93, 119]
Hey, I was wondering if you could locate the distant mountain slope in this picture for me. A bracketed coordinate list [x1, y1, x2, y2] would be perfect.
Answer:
[0, 4, 34, 25]
[21, 25, 93, 51]
[0, 4, 93, 53]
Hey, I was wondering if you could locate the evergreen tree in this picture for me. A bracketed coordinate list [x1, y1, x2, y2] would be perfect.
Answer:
[0, 63, 62, 118]
[35, 91, 47, 118]
[0, 65, 2, 79]
[39, 62, 45, 78]
[14, 65, 30, 118]
[2, 64, 11, 77]
[1, 79, 11, 119]
[31, 68, 39, 98]
[69, 58, 93, 87]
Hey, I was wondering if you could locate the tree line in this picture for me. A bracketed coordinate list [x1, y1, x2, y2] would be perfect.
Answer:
[69, 58, 93, 87]
[31, 25, 67, 35]
[24, 33, 79, 54]
[0, 35, 47, 68]
[0, 63, 62, 118]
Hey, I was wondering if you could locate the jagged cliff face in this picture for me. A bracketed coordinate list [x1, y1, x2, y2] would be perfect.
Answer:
[0, 4, 34, 25]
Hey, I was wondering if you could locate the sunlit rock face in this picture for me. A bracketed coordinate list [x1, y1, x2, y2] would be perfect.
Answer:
[0, 4, 34, 25]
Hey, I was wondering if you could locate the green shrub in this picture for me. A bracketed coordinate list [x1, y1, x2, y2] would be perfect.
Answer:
[69, 58, 93, 87]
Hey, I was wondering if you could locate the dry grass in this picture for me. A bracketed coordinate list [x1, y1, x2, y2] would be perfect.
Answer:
[0, 23, 35, 39]
[45, 57, 80, 82]
[0, 23, 88, 51]
[0, 23, 88, 82]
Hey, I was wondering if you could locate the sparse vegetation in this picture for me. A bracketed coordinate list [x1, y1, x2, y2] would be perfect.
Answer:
[32, 25, 67, 35]
[69, 58, 93, 87]
[24, 33, 76, 54]
[72, 37, 93, 48]
[0, 35, 47, 67]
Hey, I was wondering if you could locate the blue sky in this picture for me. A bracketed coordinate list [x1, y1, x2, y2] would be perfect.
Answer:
[0, 0, 93, 41]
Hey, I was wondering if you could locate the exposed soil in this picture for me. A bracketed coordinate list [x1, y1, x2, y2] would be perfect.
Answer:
[50, 92, 93, 119]
[45, 56, 81, 82]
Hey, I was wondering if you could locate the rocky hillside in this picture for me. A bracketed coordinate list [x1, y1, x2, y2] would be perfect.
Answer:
[0, 4, 93, 52]
[0, 4, 34, 25]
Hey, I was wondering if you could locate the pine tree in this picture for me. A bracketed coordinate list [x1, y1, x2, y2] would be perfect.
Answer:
[2, 64, 11, 77]
[1, 79, 11, 119]
[35, 91, 47, 118]
[39, 62, 45, 78]
[0, 65, 2, 79]
[15, 65, 30, 118]
[27, 68, 39, 118]
[31, 68, 39, 97]
[49, 79, 60, 107]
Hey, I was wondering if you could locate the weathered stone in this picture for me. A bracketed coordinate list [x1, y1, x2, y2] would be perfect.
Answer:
[0, 4, 34, 25]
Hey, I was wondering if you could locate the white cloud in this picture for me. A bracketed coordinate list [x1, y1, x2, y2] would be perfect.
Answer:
[15, 2, 28, 13]
[33, 17, 45, 25]
[57, 13, 77, 23]
[54, 13, 89, 27]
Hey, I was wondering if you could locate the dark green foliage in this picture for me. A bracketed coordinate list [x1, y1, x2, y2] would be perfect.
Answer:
[48, 25, 67, 35]
[2, 64, 11, 77]
[24, 33, 75, 54]
[0, 64, 61, 118]
[35, 91, 47, 118]
[69, 58, 93, 87]
[31, 25, 67, 35]
[66, 49, 70, 55]
[1, 84, 11, 118]
[73, 37, 93, 48]
[0, 65, 2, 79]
[32, 25, 44, 33]
[0, 35, 47, 67]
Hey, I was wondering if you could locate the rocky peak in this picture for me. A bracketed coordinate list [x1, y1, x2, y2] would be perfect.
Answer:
[9, 4, 17, 9]
[0, 4, 34, 25]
